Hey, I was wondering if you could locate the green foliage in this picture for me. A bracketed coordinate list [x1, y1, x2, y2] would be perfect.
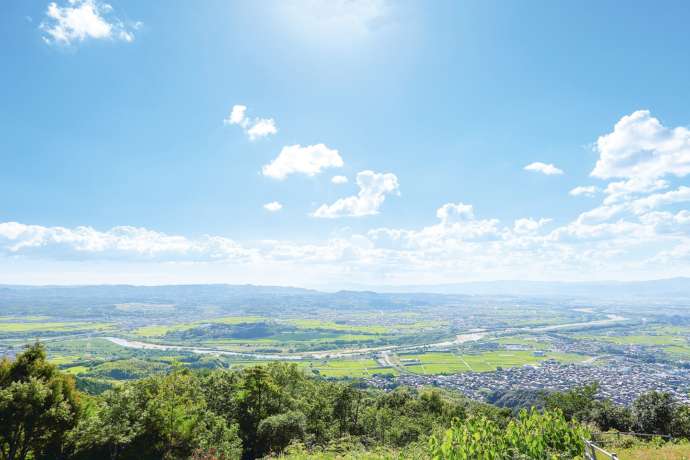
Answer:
[632, 391, 676, 435]
[428, 408, 588, 459]
[5, 347, 690, 460]
[0, 343, 81, 460]
[671, 404, 690, 439]
[68, 369, 242, 460]
[257, 411, 307, 455]
[544, 382, 599, 422]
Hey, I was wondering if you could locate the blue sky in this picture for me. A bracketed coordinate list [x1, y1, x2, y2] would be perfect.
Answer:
[2, 0, 690, 286]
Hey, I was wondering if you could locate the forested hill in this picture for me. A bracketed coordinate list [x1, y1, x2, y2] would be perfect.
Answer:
[0, 284, 463, 314]
[3, 277, 690, 310]
[3, 343, 690, 460]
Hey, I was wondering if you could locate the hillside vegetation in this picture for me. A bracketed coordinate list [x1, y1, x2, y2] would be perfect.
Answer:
[2, 344, 690, 460]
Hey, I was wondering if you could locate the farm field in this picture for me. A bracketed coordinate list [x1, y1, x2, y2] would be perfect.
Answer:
[0, 320, 111, 333]
[576, 334, 687, 346]
[3, 284, 689, 394]
[399, 350, 589, 374]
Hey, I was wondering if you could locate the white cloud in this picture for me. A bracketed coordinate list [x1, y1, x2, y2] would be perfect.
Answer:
[313, 170, 399, 218]
[263, 201, 283, 212]
[6, 109, 690, 285]
[40, 0, 139, 45]
[224, 104, 277, 141]
[630, 186, 690, 215]
[592, 110, 690, 180]
[436, 202, 474, 223]
[569, 186, 599, 197]
[0, 222, 252, 262]
[331, 175, 348, 184]
[513, 218, 552, 234]
[602, 177, 669, 205]
[227, 105, 247, 125]
[262, 144, 343, 180]
[247, 119, 278, 141]
[524, 162, 564, 175]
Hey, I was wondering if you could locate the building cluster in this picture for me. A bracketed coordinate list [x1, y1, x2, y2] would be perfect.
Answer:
[366, 358, 690, 406]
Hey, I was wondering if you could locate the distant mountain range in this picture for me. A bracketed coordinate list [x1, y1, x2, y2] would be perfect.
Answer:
[352, 277, 690, 298]
[1, 277, 690, 305]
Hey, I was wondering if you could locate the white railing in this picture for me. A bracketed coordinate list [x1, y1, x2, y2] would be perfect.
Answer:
[583, 438, 619, 460]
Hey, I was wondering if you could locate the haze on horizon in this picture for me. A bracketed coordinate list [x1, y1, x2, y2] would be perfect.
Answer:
[2, 1, 690, 288]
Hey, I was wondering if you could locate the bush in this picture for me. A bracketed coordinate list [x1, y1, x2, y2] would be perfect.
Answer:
[428, 408, 588, 460]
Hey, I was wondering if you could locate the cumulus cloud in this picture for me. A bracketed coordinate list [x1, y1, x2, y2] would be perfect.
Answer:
[224, 104, 277, 141]
[569, 186, 599, 197]
[6, 108, 690, 284]
[513, 218, 552, 234]
[312, 170, 399, 218]
[602, 177, 669, 205]
[436, 202, 474, 223]
[263, 201, 283, 212]
[41, 0, 140, 45]
[331, 175, 348, 184]
[262, 144, 343, 180]
[367, 202, 502, 251]
[592, 110, 690, 180]
[630, 186, 690, 215]
[524, 162, 564, 175]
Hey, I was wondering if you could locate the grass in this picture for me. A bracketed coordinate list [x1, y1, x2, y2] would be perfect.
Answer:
[401, 351, 588, 374]
[664, 345, 690, 358]
[577, 334, 686, 346]
[616, 442, 690, 460]
[48, 355, 81, 365]
[494, 336, 546, 348]
[48, 338, 135, 356]
[287, 319, 391, 334]
[134, 316, 268, 337]
[0, 321, 111, 333]
[63, 365, 90, 375]
[0, 316, 52, 321]
[304, 359, 393, 378]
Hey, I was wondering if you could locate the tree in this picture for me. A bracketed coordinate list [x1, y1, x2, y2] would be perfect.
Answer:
[257, 411, 306, 455]
[670, 404, 690, 439]
[0, 343, 80, 460]
[232, 366, 283, 457]
[591, 399, 633, 432]
[332, 385, 364, 437]
[68, 386, 144, 460]
[632, 391, 676, 435]
[69, 369, 242, 460]
[545, 383, 599, 422]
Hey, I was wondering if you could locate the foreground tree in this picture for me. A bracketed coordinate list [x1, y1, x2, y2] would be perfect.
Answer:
[632, 391, 676, 435]
[0, 343, 80, 460]
[70, 369, 242, 460]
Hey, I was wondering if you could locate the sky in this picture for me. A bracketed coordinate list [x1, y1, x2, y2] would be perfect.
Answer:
[1, 0, 690, 287]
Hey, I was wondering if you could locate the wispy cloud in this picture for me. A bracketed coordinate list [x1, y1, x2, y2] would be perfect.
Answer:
[569, 185, 599, 197]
